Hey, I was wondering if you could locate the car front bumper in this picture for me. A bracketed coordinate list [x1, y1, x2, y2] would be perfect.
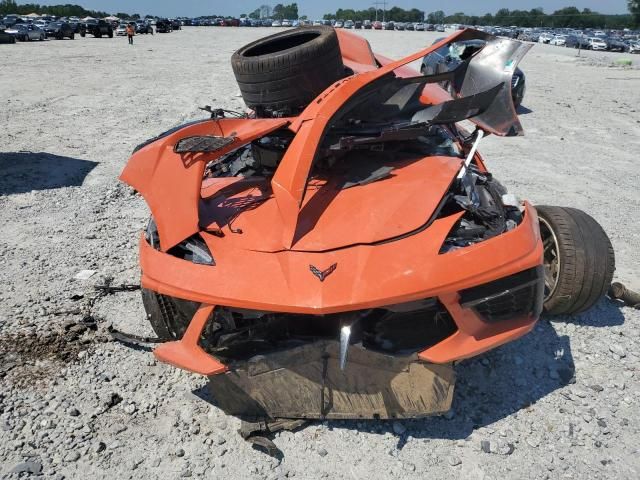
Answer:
[143, 203, 543, 373]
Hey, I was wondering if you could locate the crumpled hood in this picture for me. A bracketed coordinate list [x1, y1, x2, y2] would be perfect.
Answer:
[199, 155, 461, 253]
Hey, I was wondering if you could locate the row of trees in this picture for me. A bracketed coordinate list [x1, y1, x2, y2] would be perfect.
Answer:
[322, 5, 638, 29]
[324, 7, 423, 23]
[630, 1, 640, 26]
[247, 3, 298, 20]
[0, 0, 109, 18]
[442, 7, 633, 29]
[3, 1, 637, 28]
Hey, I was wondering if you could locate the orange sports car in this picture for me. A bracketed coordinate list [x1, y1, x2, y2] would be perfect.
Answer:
[120, 28, 614, 421]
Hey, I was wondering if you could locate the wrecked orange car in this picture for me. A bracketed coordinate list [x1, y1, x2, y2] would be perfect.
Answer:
[120, 28, 614, 422]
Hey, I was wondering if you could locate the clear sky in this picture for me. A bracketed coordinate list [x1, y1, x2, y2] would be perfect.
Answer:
[31, 1, 631, 18]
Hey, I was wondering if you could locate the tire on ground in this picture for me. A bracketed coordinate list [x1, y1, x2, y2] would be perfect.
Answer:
[536, 205, 615, 315]
[231, 26, 345, 116]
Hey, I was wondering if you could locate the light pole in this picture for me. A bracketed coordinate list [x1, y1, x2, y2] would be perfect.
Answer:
[372, 0, 387, 22]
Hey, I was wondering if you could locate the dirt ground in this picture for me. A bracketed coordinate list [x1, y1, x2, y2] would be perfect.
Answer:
[1, 27, 639, 479]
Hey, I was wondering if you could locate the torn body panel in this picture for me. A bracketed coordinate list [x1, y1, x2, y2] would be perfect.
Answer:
[120, 118, 289, 251]
[207, 341, 455, 420]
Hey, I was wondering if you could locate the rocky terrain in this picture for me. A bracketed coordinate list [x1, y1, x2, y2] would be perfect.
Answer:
[1, 27, 639, 479]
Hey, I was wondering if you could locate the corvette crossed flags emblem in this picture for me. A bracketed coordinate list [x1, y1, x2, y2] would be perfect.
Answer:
[309, 263, 337, 282]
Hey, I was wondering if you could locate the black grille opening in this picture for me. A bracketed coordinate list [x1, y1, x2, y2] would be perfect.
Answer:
[361, 300, 458, 354]
[459, 266, 544, 323]
[199, 299, 458, 361]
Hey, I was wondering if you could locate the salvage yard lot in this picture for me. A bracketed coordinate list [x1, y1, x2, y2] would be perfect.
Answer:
[1, 27, 640, 479]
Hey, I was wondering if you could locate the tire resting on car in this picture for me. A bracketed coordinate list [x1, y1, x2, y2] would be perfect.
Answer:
[536, 205, 615, 315]
[231, 26, 345, 115]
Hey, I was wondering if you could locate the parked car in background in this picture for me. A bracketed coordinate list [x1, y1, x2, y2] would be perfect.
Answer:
[395, 22, 405, 31]
[629, 41, 640, 53]
[5, 23, 45, 41]
[363, 20, 372, 29]
[588, 37, 608, 51]
[334, 21, 343, 28]
[136, 21, 154, 34]
[565, 34, 589, 49]
[155, 19, 172, 33]
[81, 19, 113, 38]
[344, 20, 354, 29]
[44, 21, 74, 39]
[414, 23, 425, 31]
[421, 38, 527, 109]
[68, 21, 82, 33]
[538, 32, 554, 43]
[373, 21, 382, 30]
[282, 19, 292, 27]
[384, 21, 395, 30]
[605, 37, 627, 52]
[436, 24, 445, 32]
[171, 19, 182, 30]
[115, 23, 128, 36]
[2, 14, 20, 27]
[355, 20, 362, 29]
[549, 34, 567, 46]
[0, 27, 16, 43]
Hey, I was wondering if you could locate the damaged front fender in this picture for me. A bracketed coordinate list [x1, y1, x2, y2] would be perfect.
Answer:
[120, 117, 289, 251]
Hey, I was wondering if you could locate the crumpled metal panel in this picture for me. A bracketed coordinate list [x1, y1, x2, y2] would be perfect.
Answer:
[207, 341, 455, 420]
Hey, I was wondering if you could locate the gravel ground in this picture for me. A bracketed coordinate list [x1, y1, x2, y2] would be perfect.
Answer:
[1, 27, 639, 479]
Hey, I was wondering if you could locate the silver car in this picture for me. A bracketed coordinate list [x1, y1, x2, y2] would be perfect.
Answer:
[5, 23, 45, 41]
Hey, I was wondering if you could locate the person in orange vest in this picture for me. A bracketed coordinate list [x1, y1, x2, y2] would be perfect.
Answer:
[126, 23, 135, 45]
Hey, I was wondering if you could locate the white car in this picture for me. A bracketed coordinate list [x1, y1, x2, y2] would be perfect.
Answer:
[550, 35, 567, 46]
[589, 37, 608, 51]
[334, 21, 343, 28]
[116, 23, 127, 36]
[271, 20, 282, 27]
[281, 19, 291, 27]
[629, 42, 640, 54]
[538, 32, 554, 43]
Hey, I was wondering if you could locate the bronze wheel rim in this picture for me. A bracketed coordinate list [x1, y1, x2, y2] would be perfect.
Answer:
[539, 217, 560, 301]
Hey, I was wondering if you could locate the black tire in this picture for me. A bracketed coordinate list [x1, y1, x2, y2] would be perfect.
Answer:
[108, 30, 113, 38]
[70, 33, 74, 40]
[95, 32, 101, 38]
[80, 32, 85, 37]
[231, 26, 345, 115]
[140, 218, 199, 339]
[536, 205, 615, 315]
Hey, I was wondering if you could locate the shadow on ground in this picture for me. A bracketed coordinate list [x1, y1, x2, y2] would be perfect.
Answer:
[517, 105, 534, 115]
[192, 298, 625, 451]
[0, 152, 97, 195]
